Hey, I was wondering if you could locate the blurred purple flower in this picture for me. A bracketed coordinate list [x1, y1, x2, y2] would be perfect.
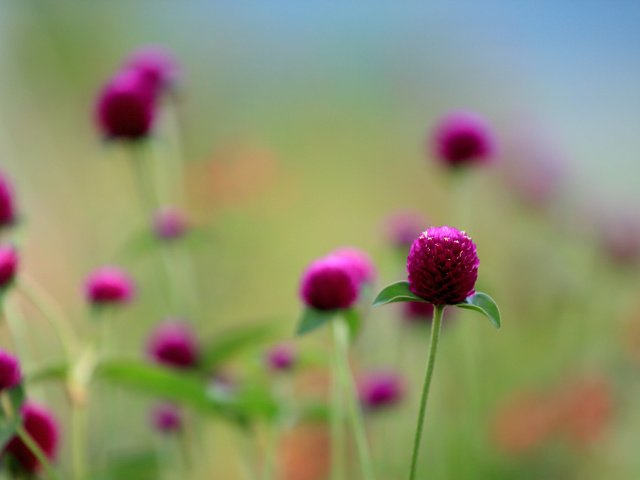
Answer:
[147, 320, 199, 370]
[0, 350, 21, 391]
[265, 343, 297, 372]
[300, 256, 359, 311]
[407, 226, 479, 305]
[384, 211, 427, 250]
[0, 244, 18, 291]
[123, 46, 180, 95]
[431, 111, 495, 167]
[600, 215, 640, 266]
[329, 247, 376, 286]
[153, 207, 188, 241]
[150, 402, 182, 433]
[84, 266, 135, 306]
[0, 172, 17, 229]
[358, 370, 405, 410]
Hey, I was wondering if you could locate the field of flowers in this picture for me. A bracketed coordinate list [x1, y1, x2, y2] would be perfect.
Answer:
[0, 3, 639, 480]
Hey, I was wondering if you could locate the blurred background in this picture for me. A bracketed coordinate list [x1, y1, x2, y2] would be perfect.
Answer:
[1, 2, 640, 479]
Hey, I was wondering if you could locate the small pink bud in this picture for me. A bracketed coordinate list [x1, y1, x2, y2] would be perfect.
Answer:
[265, 343, 297, 372]
[431, 111, 495, 167]
[0, 244, 18, 291]
[146, 320, 199, 370]
[0, 350, 21, 391]
[384, 211, 427, 250]
[150, 402, 182, 433]
[300, 256, 359, 311]
[84, 266, 135, 306]
[0, 172, 17, 229]
[358, 370, 405, 410]
[153, 207, 188, 241]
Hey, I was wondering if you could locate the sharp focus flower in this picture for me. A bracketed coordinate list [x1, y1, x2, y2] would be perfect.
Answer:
[84, 266, 135, 306]
[358, 371, 405, 410]
[153, 207, 188, 241]
[329, 247, 376, 286]
[0, 172, 16, 229]
[3, 403, 59, 474]
[123, 46, 180, 94]
[0, 350, 21, 391]
[431, 111, 495, 167]
[265, 343, 297, 372]
[150, 402, 182, 433]
[147, 320, 199, 369]
[407, 226, 479, 305]
[0, 244, 18, 291]
[384, 211, 427, 250]
[95, 70, 155, 140]
[300, 256, 359, 311]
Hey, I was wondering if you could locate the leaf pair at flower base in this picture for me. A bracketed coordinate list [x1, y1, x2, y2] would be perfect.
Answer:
[296, 308, 361, 339]
[372, 281, 501, 329]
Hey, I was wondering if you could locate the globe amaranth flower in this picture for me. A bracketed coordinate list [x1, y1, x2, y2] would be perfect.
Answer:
[84, 266, 135, 306]
[123, 46, 180, 95]
[153, 207, 188, 241]
[0, 172, 16, 229]
[431, 111, 495, 167]
[329, 247, 376, 286]
[407, 226, 479, 305]
[3, 403, 59, 474]
[147, 320, 199, 369]
[300, 256, 359, 311]
[150, 402, 182, 433]
[265, 343, 297, 372]
[384, 211, 427, 250]
[358, 371, 405, 410]
[0, 244, 18, 291]
[0, 350, 21, 391]
[95, 69, 156, 140]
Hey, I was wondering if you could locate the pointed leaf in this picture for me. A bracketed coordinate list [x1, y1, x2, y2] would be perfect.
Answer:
[25, 363, 69, 384]
[456, 292, 501, 329]
[295, 308, 337, 336]
[372, 281, 425, 307]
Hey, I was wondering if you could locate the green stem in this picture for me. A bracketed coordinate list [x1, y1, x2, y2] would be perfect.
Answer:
[333, 318, 375, 480]
[71, 404, 88, 480]
[16, 425, 60, 480]
[331, 341, 345, 480]
[408, 304, 444, 480]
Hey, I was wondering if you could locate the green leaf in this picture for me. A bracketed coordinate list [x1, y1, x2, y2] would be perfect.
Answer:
[96, 360, 220, 414]
[0, 418, 19, 451]
[295, 309, 337, 336]
[298, 402, 330, 424]
[372, 281, 425, 307]
[90, 451, 159, 480]
[25, 363, 68, 384]
[456, 292, 501, 329]
[342, 309, 362, 340]
[200, 324, 277, 371]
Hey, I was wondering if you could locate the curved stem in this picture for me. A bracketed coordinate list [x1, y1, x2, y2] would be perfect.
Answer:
[408, 304, 444, 480]
[333, 318, 375, 480]
[16, 425, 60, 480]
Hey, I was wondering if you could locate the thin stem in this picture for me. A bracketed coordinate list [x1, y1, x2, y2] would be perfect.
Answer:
[408, 304, 444, 480]
[17, 276, 78, 358]
[333, 318, 375, 480]
[262, 423, 277, 480]
[331, 341, 345, 480]
[71, 404, 88, 480]
[16, 425, 60, 480]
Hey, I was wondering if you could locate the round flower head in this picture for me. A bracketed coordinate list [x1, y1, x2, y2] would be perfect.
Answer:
[123, 46, 180, 94]
[407, 226, 479, 305]
[431, 111, 495, 167]
[0, 172, 16, 229]
[265, 343, 297, 372]
[147, 320, 199, 369]
[153, 207, 188, 241]
[0, 350, 21, 391]
[3, 402, 59, 474]
[300, 256, 359, 311]
[84, 266, 135, 306]
[0, 244, 18, 291]
[150, 402, 182, 433]
[329, 247, 376, 285]
[358, 371, 405, 410]
[95, 69, 155, 140]
[385, 211, 427, 250]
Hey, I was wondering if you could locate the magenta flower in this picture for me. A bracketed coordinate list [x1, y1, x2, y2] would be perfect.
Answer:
[431, 111, 495, 167]
[153, 207, 188, 241]
[329, 247, 377, 286]
[95, 70, 155, 140]
[0, 244, 18, 291]
[3, 403, 59, 474]
[358, 371, 405, 410]
[385, 211, 427, 250]
[84, 266, 135, 306]
[300, 256, 359, 311]
[0, 350, 21, 391]
[147, 320, 199, 370]
[265, 343, 297, 372]
[123, 46, 180, 94]
[407, 226, 479, 305]
[600, 215, 640, 266]
[0, 172, 16, 229]
[150, 402, 182, 433]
